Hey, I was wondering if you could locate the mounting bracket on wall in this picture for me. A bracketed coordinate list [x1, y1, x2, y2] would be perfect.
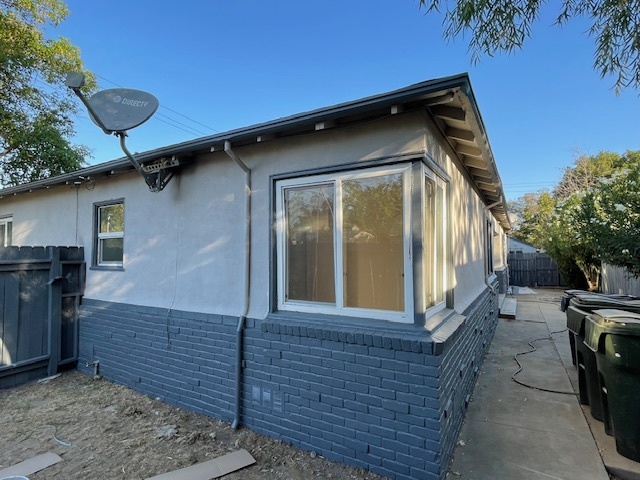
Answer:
[65, 72, 175, 192]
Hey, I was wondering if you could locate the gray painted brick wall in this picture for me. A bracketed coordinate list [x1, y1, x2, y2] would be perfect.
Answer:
[78, 284, 498, 480]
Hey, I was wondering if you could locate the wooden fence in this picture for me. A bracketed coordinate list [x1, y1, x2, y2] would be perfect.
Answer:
[0, 246, 84, 388]
[507, 252, 563, 287]
[601, 263, 640, 296]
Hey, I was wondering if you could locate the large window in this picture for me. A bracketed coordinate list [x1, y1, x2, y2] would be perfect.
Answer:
[276, 163, 447, 324]
[94, 201, 124, 268]
[0, 216, 12, 247]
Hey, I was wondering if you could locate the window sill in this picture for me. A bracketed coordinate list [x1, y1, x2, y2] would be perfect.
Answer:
[264, 309, 466, 355]
[90, 265, 124, 272]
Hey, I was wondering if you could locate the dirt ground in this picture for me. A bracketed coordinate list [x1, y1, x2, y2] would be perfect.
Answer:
[0, 371, 386, 480]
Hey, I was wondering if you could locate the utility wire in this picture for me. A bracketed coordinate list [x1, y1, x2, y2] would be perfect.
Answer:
[95, 73, 218, 135]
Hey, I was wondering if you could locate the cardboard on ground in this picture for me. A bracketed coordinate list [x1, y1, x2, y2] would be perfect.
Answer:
[0, 452, 62, 477]
[146, 449, 256, 480]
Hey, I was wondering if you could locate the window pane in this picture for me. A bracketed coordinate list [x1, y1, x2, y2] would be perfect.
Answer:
[426, 179, 445, 307]
[343, 173, 404, 311]
[99, 204, 124, 233]
[5, 221, 11, 247]
[425, 177, 435, 307]
[434, 184, 444, 303]
[285, 185, 335, 303]
[99, 238, 123, 264]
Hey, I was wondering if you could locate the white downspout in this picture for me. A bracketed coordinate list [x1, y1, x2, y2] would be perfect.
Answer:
[224, 140, 251, 430]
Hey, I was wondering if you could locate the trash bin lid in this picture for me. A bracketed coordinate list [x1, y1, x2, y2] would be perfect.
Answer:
[570, 294, 640, 312]
[584, 309, 640, 353]
[564, 289, 592, 296]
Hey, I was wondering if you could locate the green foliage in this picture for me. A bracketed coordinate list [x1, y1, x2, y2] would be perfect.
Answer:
[99, 203, 124, 233]
[0, 0, 95, 187]
[570, 155, 640, 276]
[419, 0, 640, 92]
[512, 150, 640, 288]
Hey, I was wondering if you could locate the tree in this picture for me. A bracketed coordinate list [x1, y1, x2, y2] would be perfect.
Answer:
[570, 152, 640, 276]
[554, 151, 620, 199]
[0, 0, 95, 187]
[419, 0, 640, 93]
[512, 150, 640, 289]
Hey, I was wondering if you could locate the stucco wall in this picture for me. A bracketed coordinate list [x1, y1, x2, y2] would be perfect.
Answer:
[0, 110, 501, 318]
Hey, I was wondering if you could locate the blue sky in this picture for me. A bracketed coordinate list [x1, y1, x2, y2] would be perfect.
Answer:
[53, 0, 640, 201]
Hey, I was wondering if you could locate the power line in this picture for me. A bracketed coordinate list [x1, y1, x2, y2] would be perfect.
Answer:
[95, 73, 218, 135]
[150, 115, 207, 137]
[154, 112, 210, 137]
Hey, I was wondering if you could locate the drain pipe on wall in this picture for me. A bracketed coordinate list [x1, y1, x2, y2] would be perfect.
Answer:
[224, 140, 251, 430]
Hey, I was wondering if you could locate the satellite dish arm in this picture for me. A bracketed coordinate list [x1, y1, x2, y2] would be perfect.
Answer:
[116, 132, 157, 190]
[65, 75, 113, 135]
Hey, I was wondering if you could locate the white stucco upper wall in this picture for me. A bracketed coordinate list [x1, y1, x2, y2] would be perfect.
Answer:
[0, 110, 501, 319]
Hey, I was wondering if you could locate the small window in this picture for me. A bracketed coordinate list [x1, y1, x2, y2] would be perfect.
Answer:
[0, 216, 12, 247]
[486, 217, 494, 276]
[94, 201, 124, 268]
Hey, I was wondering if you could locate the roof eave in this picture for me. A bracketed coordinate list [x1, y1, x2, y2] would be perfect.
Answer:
[0, 73, 511, 231]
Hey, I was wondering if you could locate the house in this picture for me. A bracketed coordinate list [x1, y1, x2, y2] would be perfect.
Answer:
[0, 73, 509, 480]
[508, 237, 537, 254]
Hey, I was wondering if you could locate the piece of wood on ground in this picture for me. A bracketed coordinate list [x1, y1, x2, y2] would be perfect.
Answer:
[145, 449, 256, 480]
[0, 452, 62, 477]
[499, 297, 517, 319]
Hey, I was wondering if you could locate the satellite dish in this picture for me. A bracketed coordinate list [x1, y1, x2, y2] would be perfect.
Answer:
[87, 88, 159, 132]
[66, 72, 171, 192]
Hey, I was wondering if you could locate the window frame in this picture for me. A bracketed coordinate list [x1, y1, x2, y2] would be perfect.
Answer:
[274, 160, 451, 326]
[93, 199, 125, 270]
[423, 166, 448, 317]
[485, 215, 494, 277]
[275, 164, 414, 323]
[0, 215, 13, 247]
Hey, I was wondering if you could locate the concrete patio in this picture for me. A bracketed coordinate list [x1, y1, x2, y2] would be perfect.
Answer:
[448, 288, 640, 480]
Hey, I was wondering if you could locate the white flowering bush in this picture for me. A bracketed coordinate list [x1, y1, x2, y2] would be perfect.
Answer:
[575, 161, 640, 276]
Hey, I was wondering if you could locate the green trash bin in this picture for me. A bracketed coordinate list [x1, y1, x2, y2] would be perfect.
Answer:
[564, 292, 640, 367]
[585, 309, 640, 461]
[567, 295, 640, 421]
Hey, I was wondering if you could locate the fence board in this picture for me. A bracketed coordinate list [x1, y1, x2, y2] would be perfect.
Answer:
[2, 273, 20, 366]
[29, 271, 48, 359]
[0, 273, 4, 366]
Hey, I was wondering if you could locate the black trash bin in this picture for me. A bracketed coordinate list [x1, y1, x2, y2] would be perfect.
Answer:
[565, 294, 640, 421]
[563, 291, 640, 366]
[560, 289, 592, 313]
[585, 309, 640, 461]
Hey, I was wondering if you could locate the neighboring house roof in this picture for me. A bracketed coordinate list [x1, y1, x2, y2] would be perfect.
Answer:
[508, 237, 538, 252]
[0, 73, 510, 230]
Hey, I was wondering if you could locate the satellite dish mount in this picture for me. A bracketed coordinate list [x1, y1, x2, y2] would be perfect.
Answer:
[65, 72, 172, 192]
